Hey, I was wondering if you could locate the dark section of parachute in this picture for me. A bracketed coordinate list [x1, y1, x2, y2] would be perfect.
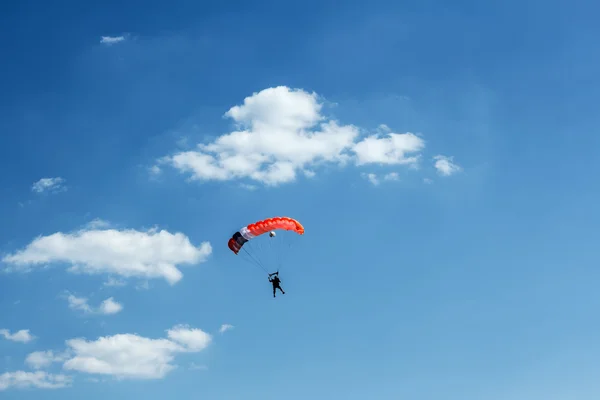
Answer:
[228, 231, 248, 254]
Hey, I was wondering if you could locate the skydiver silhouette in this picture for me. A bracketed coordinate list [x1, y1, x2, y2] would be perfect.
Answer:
[268, 271, 285, 297]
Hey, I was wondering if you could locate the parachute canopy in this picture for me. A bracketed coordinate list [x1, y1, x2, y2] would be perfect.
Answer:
[228, 216, 304, 255]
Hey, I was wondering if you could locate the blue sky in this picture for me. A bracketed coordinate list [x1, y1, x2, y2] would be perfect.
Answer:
[2, 0, 600, 398]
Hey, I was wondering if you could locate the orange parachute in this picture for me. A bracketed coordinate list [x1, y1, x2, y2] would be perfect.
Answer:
[228, 216, 305, 275]
[228, 216, 304, 255]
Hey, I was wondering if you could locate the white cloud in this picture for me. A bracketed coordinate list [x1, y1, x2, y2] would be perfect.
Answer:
[103, 277, 126, 287]
[2, 225, 212, 285]
[361, 172, 399, 186]
[25, 351, 69, 370]
[100, 36, 125, 45]
[98, 298, 123, 315]
[424, 178, 433, 184]
[135, 281, 150, 291]
[383, 172, 399, 181]
[433, 155, 461, 176]
[166, 325, 212, 351]
[353, 132, 424, 166]
[149, 165, 162, 176]
[219, 324, 234, 334]
[59, 325, 212, 379]
[66, 294, 93, 313]
[159, 86, 426, 186]
[0, 329, 35, 343]
[0, 371, 72, 391]
[239, 183, 257, 191]
[65, 294, 123, 315]
[362, 173, 380, 186]
[85, 218, 111, 229]
[31, 177, 66, 194]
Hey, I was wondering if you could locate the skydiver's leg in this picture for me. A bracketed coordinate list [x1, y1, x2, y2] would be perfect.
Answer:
[273, 286, 276, 297]
[278, 285, 285, 294]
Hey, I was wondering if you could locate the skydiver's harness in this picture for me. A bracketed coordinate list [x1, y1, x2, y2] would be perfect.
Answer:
[268, 271, 280, 285]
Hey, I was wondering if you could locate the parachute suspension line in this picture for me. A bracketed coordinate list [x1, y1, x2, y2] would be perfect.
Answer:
[253, 236, 268, 271]
[239, 248, 262, 271]
[277, 231, 293, 273]
[278, 233, 285, 271]
[241, 246, 269, 275]
[268, 232, 280, 272]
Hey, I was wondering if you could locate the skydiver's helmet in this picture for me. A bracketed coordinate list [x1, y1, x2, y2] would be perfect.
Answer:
[269, 231, 276, 238]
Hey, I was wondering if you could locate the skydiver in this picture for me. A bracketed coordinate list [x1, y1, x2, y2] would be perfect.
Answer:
[268, 271, 285, 298]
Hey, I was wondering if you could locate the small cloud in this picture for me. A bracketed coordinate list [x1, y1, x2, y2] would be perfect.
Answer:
[98, 298, 123, 315]
[85, 219, 111, 229]
[103, 277, 126, 287]
[239, 183, 257, 191]
[31, 177, 66, 194]
[100, 35, 125, 45]
[423, 178, 433, 184]
[433, 155, 461, 176]
[135, 281, 150, 291]
[383, 172, 399, 181]
[189, 363, 208, 371]
[362, 172, 400, 186]
[25, 351, 69, 370]
[0, 329, 35, 343]
[149, 165, 162, 176]
[0, 371, 72, 390]
[362, 173, 379, 186]
[219, 324, 234, 334]
[303, 170, 316, 178]
[66, 294, 92, 313]
[64, 294, 122, 316]
[377, 124, 391, 132]
[167, 324, 212, 352]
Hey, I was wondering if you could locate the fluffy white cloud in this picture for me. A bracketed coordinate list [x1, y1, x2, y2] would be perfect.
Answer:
[0, 371, 71, 391]
[219, 324, 234, 334]
[64, 294, 123, 315]
[31, 177, 66, 194]
[2, 225, 212, 285]
[166, 325, 212, 351]
[433, 155, 461, 176]
[98, 298, 123, 315]
[159, 86, 426, 186]
[66, 294, 93, 313]
[100, 35, 125, 45]
[0, 329, 35, 343]
[353, 132, 424, 166]
[25, 351, 69, 370]
[58, 325, 212, 379]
